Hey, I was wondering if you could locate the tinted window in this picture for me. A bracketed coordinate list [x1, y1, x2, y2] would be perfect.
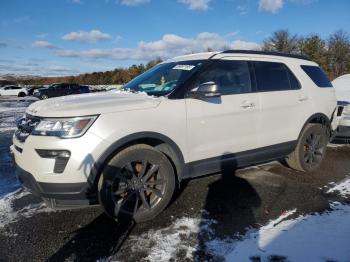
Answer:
[55, 84, 67, 90]
[195, 60, 252, 95]
[286, 69, 301, 90]
[301, 65, 333, 88]
[253, 61, 300, 92]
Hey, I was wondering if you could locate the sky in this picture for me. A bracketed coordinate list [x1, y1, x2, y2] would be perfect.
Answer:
[0, 0, 349, 77]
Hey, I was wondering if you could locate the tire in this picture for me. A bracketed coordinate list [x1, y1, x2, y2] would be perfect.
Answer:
[286, 123, 329, 172]
[18, 92, 26, 97]
[40, 94, 48, 100]
[98, 144, 176, 223]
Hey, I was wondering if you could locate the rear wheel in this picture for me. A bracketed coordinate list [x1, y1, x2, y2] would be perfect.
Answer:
[286, 123, 329, 172]
[18, 92, 26, 97]
[98, 144, 175, 223]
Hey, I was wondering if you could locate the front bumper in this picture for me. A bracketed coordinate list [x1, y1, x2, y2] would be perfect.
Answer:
[16, 166, 93, 209]
[333, 125, 350, 144]
[11, 130, 110, 208]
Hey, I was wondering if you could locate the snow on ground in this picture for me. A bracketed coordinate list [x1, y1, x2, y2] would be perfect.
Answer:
[0, 97, 35, 132]
[126, 214, 217, 262]
[212, 203, 350, 262]
[327, 176, 350, 197]
[0, 189, 52, 228]
[124, 178, 350, 262]
[0, 97, 51, 228]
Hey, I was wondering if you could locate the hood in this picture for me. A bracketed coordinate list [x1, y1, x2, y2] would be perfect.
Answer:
[26, 91, 162, 117]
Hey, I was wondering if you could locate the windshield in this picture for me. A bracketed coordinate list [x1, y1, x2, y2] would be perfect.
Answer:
[123, 60, 205, 96]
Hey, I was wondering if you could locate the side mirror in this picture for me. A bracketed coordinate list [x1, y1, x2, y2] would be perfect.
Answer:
[192, 82, 221, 98]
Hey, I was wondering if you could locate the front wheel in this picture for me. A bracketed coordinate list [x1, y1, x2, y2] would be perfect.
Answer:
[286, 123, 329, 172]
[98, 144, 175, 223]
[40, 94, 48, 100]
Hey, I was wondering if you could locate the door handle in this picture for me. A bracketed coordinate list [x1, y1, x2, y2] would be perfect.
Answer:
[240, 101, 255, 109]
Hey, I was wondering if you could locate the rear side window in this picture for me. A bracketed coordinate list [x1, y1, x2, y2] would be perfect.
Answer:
[253, 61, 301, 92]
[300, 65, 333, 88]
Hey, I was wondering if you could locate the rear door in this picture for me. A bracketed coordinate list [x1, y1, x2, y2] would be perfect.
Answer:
[185, 58, 260, 163]
[69, 84, 80, 94]
[8, 86, 19, 95]
[53, 84, 67, 97]
[252, 61, 310, 147]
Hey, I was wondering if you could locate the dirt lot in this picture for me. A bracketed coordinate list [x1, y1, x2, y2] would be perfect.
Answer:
[0, 97, 349, 262]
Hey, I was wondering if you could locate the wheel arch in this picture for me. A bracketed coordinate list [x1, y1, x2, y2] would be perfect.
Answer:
[87, 132, 186, 195]
[298, 113, 331, 141]
[18, 91, 26, 97]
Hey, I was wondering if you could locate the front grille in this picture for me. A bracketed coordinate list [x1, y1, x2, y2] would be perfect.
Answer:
[15, 114, 41, 142]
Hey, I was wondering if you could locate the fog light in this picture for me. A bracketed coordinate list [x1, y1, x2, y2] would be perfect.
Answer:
[36, 149, 71, 159]
[35, 149, 71, 174]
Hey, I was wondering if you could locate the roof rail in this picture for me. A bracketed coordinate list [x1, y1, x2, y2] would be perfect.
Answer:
[221, 50, 310, 61]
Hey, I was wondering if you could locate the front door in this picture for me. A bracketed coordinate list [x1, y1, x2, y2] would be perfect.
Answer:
[185, 59, 260, 165]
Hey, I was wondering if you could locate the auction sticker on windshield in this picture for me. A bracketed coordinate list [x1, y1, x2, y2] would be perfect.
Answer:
[172, 65, 195, 71]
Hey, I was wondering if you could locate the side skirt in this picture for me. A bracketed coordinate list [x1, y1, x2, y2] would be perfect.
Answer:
[183, 141, 297, 178]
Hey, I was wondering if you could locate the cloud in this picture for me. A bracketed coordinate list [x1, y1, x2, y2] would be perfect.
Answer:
[55, 32, 260, 61]
[259, 0, 283, 13]
[32, 41, 58, 49]
[0, 42, 7, 48]
[1, 16, 31, 27]
[236, 5, 248, 15]
[36, 33, 48, 39]
[62, 30, 112, 42]
[47, 65, 78, 74]
[178, 0, 211, 11]
[13, 16, 31, 24]
[0, 61, 79, 76]
[119, 0, 150, 6]
[225, 31, 239, 38]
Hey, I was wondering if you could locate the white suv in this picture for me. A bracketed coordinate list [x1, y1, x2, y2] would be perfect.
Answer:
[12, 51, 338, 222]
[0, 85, 28, 97]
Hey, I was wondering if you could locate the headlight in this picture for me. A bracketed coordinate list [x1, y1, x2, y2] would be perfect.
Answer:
[32, 115, 98, 138]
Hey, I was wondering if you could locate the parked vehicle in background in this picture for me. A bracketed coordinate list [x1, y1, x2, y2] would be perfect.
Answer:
[26, 86, 37, 96]
[0, 85, 28, 97]
[332, 74, 350, 143]
[33, 83, 90, 99]
[12, 50, 339, 223]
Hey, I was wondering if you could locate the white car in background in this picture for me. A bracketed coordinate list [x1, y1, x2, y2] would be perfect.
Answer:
[0, 85, 29, 97]
[332, 74, 350, 143]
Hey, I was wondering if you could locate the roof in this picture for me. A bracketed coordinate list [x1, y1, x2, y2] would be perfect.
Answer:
[166, 50, 311, 63]
[221, 50, 310, 61]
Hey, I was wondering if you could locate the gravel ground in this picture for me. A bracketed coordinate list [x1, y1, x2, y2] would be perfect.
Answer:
[0, 96, 349, 262]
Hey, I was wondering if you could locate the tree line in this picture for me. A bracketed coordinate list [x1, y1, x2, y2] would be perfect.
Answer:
[262, 30, 350, 80]
[21, 58, 162, 86]
[21, 29, 350, 85]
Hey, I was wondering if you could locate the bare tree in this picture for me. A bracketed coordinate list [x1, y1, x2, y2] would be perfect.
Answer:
[262, 30, 300, 54]
[327, 30, 350, 79]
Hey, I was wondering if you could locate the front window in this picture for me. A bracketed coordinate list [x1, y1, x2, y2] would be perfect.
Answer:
[123, 60, 205, 96]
